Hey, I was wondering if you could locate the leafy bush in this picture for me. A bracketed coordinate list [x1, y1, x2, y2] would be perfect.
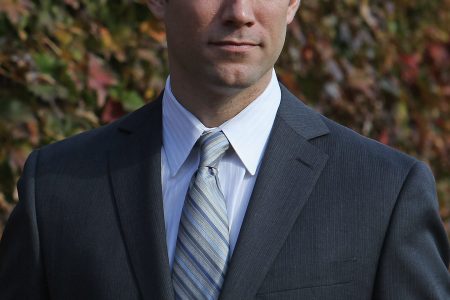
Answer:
[0, 0, 449, 236]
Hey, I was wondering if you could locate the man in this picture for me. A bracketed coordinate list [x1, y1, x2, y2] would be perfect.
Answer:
[0, 0, 449, 299]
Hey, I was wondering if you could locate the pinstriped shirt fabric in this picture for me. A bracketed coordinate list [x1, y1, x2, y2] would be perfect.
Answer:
[161, 70, 281, 270]
[172, 130, 231, 299]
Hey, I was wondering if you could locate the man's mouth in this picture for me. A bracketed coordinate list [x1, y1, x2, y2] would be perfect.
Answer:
[209, 39, 261, 52]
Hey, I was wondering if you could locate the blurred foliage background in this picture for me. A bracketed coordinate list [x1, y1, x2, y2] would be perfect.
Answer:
[0, 0, 449, 237]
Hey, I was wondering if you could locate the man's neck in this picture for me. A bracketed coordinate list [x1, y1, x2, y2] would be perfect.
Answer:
[169, 72, 273, 128]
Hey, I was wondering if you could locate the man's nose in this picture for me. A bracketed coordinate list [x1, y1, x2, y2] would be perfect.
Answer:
[221, 0, 256, 27]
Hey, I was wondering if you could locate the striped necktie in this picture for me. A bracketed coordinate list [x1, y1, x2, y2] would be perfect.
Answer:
[172, 130, 230, 300]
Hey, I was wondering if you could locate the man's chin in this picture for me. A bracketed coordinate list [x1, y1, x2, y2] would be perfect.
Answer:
[207, 67, 270, 92]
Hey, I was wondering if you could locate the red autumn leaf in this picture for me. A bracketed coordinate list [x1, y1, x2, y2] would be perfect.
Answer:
[302, 46, 315, 62]
[88, 54, 117, 107]
[427, 43, 449, 66]
[101, 99, 126, 124]
[399, 54, 421, 84]
[378, 129, 390, 145]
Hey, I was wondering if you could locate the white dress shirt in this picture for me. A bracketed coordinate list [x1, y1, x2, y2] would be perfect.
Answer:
[161, 70, 281, 269]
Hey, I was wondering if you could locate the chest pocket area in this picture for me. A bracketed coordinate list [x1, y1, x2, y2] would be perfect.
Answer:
[256, 258, 357, 296]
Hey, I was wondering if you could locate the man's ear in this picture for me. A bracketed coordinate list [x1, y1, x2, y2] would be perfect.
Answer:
[147, 0, 166, 20]
[286, 0, 301, 24]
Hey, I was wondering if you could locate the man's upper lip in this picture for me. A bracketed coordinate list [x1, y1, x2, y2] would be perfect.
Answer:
[210, 40, 259, 46]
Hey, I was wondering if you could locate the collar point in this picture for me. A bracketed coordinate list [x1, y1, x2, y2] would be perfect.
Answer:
[246, 166, 258, 176]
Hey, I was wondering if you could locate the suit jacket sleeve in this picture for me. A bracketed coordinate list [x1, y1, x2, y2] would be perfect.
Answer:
[0, 150, 49, 299]
[372, 161, 450, 299]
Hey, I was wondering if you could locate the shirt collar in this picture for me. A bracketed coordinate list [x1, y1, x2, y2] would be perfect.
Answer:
[162, 69, 281, 176]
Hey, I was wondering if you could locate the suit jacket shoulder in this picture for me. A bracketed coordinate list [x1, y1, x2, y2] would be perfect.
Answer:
[253, 84, 450, 300]
[36, 97, 163, 171]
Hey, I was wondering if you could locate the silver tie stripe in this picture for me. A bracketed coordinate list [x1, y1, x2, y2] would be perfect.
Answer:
[172, 130, 231, 300]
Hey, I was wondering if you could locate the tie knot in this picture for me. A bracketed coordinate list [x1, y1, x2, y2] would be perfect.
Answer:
[198, 130, 230, 169]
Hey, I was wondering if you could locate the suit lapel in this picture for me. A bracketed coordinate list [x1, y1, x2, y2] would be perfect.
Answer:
[220, 85, 330, 299]
[108, 96, 175, 300]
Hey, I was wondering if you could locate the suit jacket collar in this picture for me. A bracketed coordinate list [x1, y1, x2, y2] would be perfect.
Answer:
[276, 84, 329, 139]
[108, 84, 330, 299]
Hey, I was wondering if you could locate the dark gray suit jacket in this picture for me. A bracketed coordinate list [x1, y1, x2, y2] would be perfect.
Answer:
[1, 85, 449, 299]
